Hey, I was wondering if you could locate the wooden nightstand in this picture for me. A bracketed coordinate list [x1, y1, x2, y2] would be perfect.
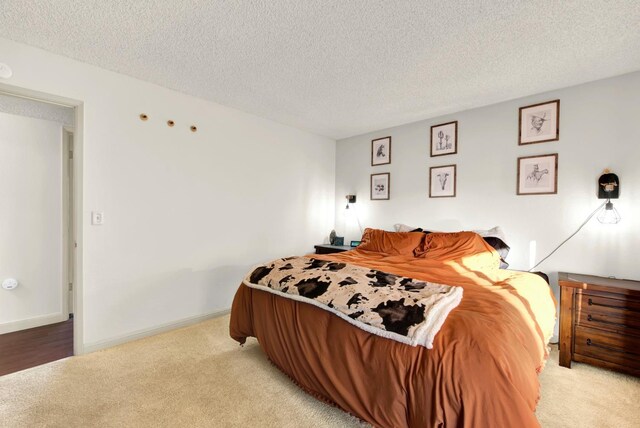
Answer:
[558, 272, 640, 377]
[314, 244, 353, 255]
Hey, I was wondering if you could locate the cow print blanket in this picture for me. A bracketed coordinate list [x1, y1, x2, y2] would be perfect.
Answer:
[243, 257, 463, 349]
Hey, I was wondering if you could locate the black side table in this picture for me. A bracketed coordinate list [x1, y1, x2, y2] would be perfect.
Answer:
[314, 244, 353, 255]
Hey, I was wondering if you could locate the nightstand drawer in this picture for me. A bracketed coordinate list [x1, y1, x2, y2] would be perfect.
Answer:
[576, 292, 640, 336]
[579, 292, 640, 314]
[574, 326, 640, 370]
[576, 307, 640, 336]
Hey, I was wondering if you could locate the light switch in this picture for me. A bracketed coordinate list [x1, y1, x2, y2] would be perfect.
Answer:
[92, 211, 104, 225]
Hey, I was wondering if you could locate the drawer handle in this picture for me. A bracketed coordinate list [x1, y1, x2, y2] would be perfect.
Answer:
[586, 338, 637, 356]
[587, 298, 640, 313]
[586, 314, 629, 329]
[587, 298, 619, 308]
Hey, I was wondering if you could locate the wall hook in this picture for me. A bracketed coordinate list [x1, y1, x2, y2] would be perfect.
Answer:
[190, 125, 198, 132]
[139, 113, 148, 121]
[167, 120, 175, 127]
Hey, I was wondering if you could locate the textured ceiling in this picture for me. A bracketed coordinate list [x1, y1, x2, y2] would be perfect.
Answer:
[1, 1, 639, 139]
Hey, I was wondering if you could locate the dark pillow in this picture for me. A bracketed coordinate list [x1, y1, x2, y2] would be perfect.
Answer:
[482, 236, 510, 269]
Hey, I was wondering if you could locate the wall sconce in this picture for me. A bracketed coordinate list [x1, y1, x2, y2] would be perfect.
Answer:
[345, 195, 356, 209]
[597, 170, 621, 224]
[529, 169, 622, 270]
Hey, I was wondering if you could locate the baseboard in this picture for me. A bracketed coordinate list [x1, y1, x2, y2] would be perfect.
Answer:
[0, 312, 68, 335]
[82, 308, 230, 354]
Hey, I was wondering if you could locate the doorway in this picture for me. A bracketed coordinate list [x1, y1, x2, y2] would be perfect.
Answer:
[0, 88, 82, 375]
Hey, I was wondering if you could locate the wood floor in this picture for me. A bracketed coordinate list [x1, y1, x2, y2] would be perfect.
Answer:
[0, 317, 73, 376]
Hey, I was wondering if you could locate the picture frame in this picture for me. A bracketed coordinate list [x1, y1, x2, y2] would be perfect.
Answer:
[518, 100, 560, 145]
[371, 136, 391, 166]
[370, 173, 390, 200]
[517, 153, 558, 195]
[430, 121, 457, 157]
[429, 164, 456, 198]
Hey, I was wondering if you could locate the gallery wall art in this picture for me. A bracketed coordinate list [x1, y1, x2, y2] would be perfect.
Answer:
[429, 164, 456, 198]
[371, 172, 390, 200]
[519, 100, 560, 145]
[430, 121, 457, 157]
[371, 136, 391, 166]
[517, 153, 558, 195]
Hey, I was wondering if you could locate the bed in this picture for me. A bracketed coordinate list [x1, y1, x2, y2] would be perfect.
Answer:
[230, 229, 556, 427]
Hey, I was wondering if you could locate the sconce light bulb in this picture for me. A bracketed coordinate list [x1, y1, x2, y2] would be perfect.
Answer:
[597, 200, 621, 224]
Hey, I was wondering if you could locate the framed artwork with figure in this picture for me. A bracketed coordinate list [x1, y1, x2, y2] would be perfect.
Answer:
[519, 100, 560, 145]
[371, 136, 391, 166]
[517, 153, 558, 195]
[430, 121, 457, 157]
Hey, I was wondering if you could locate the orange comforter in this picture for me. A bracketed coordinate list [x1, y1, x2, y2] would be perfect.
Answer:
[230, 232, 556, 427]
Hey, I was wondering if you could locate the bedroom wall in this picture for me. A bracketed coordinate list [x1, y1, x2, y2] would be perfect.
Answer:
[0, 113, 65, 333]
[335, 71, 640, 336]
[0, 37, 336, 350]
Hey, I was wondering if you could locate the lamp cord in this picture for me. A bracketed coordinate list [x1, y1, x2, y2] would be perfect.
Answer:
[528, 201, 606, 272]
[354, 208, 364, 236]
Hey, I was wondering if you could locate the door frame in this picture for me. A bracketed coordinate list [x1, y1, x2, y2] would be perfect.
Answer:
[62, 127, 74, 318]
[0, 82, 85, 355]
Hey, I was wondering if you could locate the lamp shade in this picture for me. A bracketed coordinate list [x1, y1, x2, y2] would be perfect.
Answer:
[597, 201, 621, 224]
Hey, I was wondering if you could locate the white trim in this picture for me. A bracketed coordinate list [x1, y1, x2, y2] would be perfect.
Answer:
[72, 102, 84, 355]
[0, 85, 80, 108]
[61, 128, 73, 320]
[83, 309, 230, 354]
[0, 312, 68, 335]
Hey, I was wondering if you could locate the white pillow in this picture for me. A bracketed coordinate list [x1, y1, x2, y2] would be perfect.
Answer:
[472, 226, 508, 244]
[393, 223, 418, 233]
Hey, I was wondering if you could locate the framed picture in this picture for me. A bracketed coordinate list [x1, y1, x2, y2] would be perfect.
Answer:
[519, 100, 560, 145]
[430, 121, 457, 157]
[429, 164, 456, 198]
[517, 154, 558, 195]
[371, 136, 391, 166]
[370, 173, 390, 200]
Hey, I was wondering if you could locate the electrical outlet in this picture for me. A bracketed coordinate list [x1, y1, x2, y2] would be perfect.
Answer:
[92, 211, 104, 225]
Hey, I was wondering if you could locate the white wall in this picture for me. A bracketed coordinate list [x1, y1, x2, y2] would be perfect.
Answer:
[0, 113, 65, 333]
[0, 37, 336, 349]
[335, 72, 640, 334]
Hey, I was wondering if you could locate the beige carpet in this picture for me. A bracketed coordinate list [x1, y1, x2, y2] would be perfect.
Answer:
[0, 315, 638, 428]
